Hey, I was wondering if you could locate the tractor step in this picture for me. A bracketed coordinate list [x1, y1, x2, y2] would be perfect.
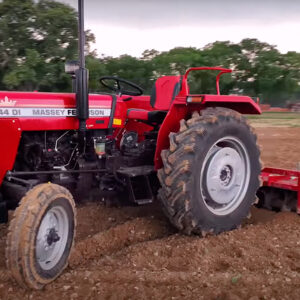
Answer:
[117, 166, 155, 205]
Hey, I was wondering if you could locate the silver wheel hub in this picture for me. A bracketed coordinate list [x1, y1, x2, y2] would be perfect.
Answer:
[206, 147, 245, 205]
[200, 137, 250, 216]
[35, 206, 69, 270]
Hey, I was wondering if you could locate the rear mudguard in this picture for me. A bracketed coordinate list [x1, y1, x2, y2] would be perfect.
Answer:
[0, 119, 22, 185]
[154, 99, 261, 170]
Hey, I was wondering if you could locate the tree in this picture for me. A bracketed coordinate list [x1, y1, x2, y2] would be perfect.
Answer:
[233, 39, 300, 105]
[0, 0, 95, 92]
[1, 1, 299, 107]
[86, 55, 107, 92]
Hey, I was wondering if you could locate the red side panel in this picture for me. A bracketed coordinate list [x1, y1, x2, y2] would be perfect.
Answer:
[124, 95, 152, 111]
[0, 119, 22, 184]
[127, 109, 149, 120]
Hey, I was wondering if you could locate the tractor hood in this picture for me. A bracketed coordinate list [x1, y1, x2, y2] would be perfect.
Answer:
[0, 91, 151, 131]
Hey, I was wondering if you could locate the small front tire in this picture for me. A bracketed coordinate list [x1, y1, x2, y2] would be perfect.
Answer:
[6, 183, 76, 289]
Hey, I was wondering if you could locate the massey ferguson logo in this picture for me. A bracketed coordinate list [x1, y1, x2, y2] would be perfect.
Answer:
[0, 96, 16, 107]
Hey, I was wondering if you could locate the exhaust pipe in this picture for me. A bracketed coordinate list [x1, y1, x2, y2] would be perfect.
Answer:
[76, 0, 89, 133]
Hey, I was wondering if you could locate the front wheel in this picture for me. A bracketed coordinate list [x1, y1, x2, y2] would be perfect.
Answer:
[6, 183, 76, 289]
[158, 107, 261, 235]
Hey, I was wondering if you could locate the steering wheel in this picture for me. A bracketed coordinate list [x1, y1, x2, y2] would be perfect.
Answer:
[99, 76, 143, 96]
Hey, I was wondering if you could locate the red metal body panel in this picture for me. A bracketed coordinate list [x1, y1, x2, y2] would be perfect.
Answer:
[115, 97, 154, 145]
[0, 91, 125, 130]
[261, 168, 300, 214]
[192, 94, 261, 114]
[123, 95, 152, 111]
[0, 118, 22, 184]
[127, 109, 149, 120]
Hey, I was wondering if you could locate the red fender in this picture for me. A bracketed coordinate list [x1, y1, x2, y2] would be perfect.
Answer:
[154, 104, 187, 169]
[154, 98, 260, 170]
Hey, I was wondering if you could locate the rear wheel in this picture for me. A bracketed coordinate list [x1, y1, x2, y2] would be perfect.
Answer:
[158, 107, 261, 235]
[6, 183, 76, 289]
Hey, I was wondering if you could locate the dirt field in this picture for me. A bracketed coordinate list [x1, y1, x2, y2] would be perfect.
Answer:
[0, 126, 300, 300]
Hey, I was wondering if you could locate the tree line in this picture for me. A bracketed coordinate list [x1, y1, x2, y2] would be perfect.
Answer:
[1, 0, 300, 106]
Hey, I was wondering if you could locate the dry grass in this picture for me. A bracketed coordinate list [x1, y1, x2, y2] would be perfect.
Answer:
[247, 112, 300, 127]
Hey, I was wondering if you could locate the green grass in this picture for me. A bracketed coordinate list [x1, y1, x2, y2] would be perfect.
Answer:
[247, 112, 300, 127]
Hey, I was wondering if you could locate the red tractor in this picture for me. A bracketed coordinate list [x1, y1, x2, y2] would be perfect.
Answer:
[0, 0, 265, 290]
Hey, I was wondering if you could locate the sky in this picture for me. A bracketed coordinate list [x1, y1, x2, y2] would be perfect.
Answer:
[59, 0, 300, 58]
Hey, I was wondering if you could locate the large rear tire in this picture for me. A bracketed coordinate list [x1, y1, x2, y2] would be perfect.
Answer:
[158, 107, 261, 235]
[6, 183, 76, 289]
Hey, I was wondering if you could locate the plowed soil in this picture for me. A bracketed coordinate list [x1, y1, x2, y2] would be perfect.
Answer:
[0, 127, 300, 300]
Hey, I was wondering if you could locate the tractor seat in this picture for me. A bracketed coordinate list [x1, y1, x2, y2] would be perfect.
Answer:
[127, 75, 181, 124]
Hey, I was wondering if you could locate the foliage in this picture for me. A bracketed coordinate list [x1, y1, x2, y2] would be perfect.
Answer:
[0, 0, 95, 92]
[0, 1, 299, 106]
[87, 39, 300, 105]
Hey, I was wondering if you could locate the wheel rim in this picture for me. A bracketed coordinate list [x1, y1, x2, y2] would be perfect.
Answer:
[200, 136, 250, 216]
[35, 205, 69, 270]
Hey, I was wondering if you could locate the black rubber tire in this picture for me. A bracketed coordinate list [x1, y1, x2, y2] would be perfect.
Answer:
[158, 107, 261, 235]
[6, 183, 76, 289]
